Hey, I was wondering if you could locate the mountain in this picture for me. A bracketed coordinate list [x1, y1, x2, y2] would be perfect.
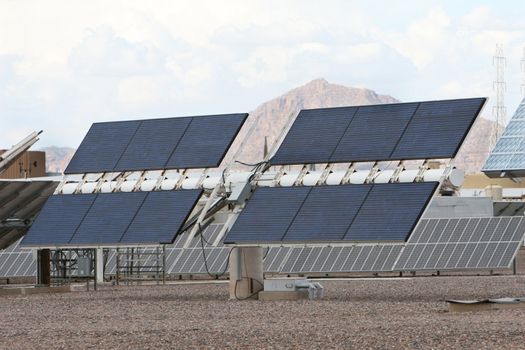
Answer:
[39, 146, 75, 174]
[40, 78, 495, 174]
[226, 78, 399, 165]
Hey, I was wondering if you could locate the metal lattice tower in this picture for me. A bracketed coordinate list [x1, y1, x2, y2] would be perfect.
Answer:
[521, 47, 525, 97]
[491, 44, 507, 148]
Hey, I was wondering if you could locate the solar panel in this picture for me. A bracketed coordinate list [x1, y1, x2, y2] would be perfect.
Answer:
[483, 97, 525, 177]
[22, 190, 203, 246]
[70, 192, 147, 244]
[223, 186, 311, 243]
[271, 98, 485, 165]
[114, 117, 191, 172]
[64, 113, 248, 174]
[224, 182, 438, 244]
[166, 114, 248, 169]
[391, 98, 485, 159]
[344, 182, 438, 241]
[330, 103, 418, 162]
[394, 217, 525, 270]
[270, 107, 357, 165]
[21, 194, 97, 246]
[283, 185, 372, 241]
[65, 121, 140, 174]
[121, 190, 202, 244]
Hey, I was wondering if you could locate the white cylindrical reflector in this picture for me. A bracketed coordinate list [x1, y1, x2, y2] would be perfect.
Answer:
[160, 179, 178, 191]
[140, 179, 157, 192]
[302, 172, 323, 186]
[61, 183, 78, 194]
[349, 171, 369, 184]
[100, 181, 117, 193]
[325, 171, 345, 185]
[279, 173, 300, 187]
[80, 182, 97, 194]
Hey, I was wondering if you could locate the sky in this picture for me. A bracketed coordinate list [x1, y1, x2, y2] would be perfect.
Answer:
[1, 0, 525, 148]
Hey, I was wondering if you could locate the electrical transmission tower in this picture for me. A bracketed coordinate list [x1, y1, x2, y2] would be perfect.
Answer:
[491, 44, 507, 149]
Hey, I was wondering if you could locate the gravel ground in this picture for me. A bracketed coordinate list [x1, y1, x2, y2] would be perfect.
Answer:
[1, 276, 525, 349]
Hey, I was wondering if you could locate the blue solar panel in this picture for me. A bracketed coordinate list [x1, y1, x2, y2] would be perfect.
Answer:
[69, 192, 147, 244]
[166, 113, 248, 169]
[223, 186, 311, 243]
[115, 117, 192, 172]
[65, 113, 248, 174]
[270, 98, 485, 165]
[65, 121, 141, 174]
[224, 182, 437, 244]
[21, 194, 96, 246]
[270, 107, 357, 165]
[330, 103, 418, 162]
[121, 190, 202, 244]
[391, 98, 485, 159]
[283, 185, 372, 241]
[344, 182, 438, 241]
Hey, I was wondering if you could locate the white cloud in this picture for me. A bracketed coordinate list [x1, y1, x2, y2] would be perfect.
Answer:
[1, 1, 525, 147]
[379, 7, 451, 70]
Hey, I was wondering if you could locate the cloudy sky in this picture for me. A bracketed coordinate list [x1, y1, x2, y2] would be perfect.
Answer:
[1, 0, 525, 148]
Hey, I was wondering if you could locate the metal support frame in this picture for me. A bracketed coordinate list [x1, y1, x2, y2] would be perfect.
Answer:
[115, 246, 165, 285]
[341, 163, 356, 184]
[414, 160, 430, 182]
[389, 161, 405, 183]
[183, 184, 222, 248]
[294, 165, 309, 186]
[365, 162, 380, 184]
[317, 163, 334, 185]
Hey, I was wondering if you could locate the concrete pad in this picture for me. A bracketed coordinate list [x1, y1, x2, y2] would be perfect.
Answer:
[258, 290, 309, 301]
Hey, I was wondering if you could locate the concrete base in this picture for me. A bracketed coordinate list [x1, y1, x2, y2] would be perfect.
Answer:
[448, 299, 525, 312]
[258, 290, 309, 301]
[229, 247, 264, 300]
[0, 285, 72, 296]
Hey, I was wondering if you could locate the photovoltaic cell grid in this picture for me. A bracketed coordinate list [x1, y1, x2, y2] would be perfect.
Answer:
[20, 190, 202, 246]
[394, 217, 525, 270]
[223, 182, 438, 244]
[483, 97, 525, 177]
[271, 98, 486, 165]
[64, 113, 248, 174]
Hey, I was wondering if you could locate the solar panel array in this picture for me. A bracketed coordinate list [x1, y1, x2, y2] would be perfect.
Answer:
[395, 217, 525, 270]
[483, 97, 525, 177]
[271, 98, 486, 165]
[224, 182, 438, 244]
[3, 216, 525, 278]
[0, 180, 59, 249]
[65, 113, 248, 174]
[21, 190, 202, 246]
